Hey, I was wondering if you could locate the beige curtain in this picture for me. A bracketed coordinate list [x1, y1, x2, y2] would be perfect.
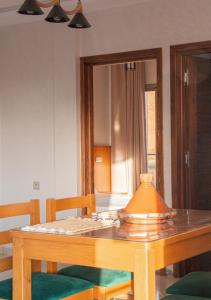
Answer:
[111, 62, 147, 194]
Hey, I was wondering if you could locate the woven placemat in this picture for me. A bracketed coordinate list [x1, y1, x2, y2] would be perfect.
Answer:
[21, 217, 114, 235]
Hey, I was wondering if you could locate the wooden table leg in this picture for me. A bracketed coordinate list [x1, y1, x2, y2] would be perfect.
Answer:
[13, 237, 32, 300]
[134, 247, 156, 300]
[24, 257, 32, 300]
[13, 237, 24, 300]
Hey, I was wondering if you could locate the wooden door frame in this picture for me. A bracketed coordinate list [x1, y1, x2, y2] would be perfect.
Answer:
[171, 40, 211, 209]
[81, 48, 164, 196]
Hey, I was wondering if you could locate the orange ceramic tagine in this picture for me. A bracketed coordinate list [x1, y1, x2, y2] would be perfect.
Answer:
[118, 173, 176, 224]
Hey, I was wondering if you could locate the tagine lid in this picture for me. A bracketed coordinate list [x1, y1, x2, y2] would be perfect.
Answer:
[124, 173, 171, 215]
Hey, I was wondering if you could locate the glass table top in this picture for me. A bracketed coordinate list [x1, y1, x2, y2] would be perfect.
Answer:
[76, 209, 211, 242]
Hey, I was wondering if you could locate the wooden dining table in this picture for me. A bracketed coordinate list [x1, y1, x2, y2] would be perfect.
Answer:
[12, 209, 211, 300]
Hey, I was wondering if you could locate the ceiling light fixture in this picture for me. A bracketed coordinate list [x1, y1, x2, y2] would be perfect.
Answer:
[17, 0, 91, 28]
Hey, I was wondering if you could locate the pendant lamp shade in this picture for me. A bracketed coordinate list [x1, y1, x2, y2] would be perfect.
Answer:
[18, 0, 44, 15]
[45, 4, 70, 23]
[68, 12, 91, 28]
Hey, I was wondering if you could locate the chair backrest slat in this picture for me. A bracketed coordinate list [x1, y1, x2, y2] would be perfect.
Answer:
[0, 202, 31, 219]
[0, 256, 12, 273]
[46, 194, 96, 223]
[0, 199, 40, 273]
[56, 196, 91, 212]
[0, 231, 12, 246]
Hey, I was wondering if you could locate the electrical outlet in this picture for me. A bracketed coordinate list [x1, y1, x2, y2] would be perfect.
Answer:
[33, 181, 40, 190]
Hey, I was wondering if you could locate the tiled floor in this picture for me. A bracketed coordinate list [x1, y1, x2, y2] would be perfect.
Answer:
[115, 270, 178, 300]
[157, 271, 178, 298]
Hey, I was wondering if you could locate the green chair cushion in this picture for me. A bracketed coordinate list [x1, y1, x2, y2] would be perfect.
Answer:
[58, 265, 132, 287]
[166, 272, 211, 298]
[162, 296, 211, 300]
[0, 272, 94, 300]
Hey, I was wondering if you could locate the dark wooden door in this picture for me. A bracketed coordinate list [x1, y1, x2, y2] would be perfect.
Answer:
[183, 55, 211, 273]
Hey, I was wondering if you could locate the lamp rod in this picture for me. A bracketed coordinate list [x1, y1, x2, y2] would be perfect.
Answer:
[37, 0, 82, 14]
[65, 0, 82, 15]
[37, 0, 58, 8]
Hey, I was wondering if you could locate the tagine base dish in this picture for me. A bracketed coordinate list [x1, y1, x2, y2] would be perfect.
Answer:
[118, 209, 177, 225]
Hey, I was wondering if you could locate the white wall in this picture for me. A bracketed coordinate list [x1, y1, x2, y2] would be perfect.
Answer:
[1, 0, 211, 217]
[145, 60, 157, 85]
[80, 0, 211, 206]
[0, 21, 80, 224]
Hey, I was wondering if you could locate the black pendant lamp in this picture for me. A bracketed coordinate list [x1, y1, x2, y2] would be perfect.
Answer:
[17, 0, 91, 30]
[18, 0, 44, 15]
[45, 4, 70, 23]
[68, 12, 91, 29]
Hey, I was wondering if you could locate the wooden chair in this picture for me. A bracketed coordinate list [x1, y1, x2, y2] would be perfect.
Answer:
[166, 271, 211, 299]
[46, 195, 132, 300]
[0, 199, 94, 300]
[162, 296, 211, 300]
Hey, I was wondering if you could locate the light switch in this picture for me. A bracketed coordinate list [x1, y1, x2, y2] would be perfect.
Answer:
[33, 181, 40, 190]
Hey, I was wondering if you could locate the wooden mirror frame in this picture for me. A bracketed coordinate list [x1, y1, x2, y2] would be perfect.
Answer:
[80, 48, 164, 196]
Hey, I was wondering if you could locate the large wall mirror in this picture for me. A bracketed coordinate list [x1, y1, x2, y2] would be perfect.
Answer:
[81, 49, 163, 208]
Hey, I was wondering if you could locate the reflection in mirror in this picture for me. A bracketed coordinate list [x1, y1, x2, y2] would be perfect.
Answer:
[93, 59, 157, 200]
[145, 90, 156, 186]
